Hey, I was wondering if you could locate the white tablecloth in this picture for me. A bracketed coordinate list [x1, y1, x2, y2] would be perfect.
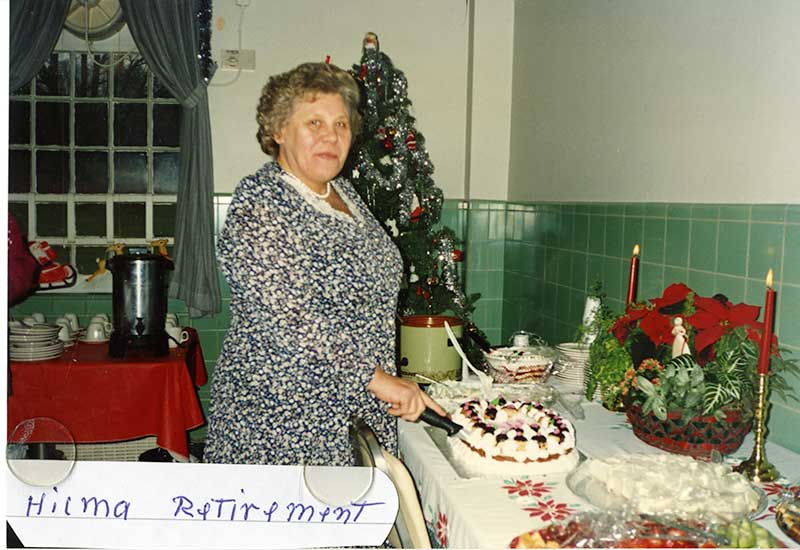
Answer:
[399, 394, 799, 548]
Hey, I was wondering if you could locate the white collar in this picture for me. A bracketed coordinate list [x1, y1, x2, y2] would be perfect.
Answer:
[278, 171, 363, 225]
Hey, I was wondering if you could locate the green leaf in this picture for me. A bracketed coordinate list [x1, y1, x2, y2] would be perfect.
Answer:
[636, 376, 656, 396]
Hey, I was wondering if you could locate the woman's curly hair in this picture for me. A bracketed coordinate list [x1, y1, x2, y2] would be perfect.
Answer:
[256, 62, 361, 157]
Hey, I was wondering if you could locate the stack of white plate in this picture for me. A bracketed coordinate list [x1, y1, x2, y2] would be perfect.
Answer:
[9, 324, 65, 362]
[554, 342, 590, 393]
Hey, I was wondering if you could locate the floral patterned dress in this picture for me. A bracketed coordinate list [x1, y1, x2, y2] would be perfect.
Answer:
[204, 161, 403, 466]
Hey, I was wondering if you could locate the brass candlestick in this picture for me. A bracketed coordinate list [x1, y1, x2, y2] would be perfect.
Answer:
[734, 373, 780, 482]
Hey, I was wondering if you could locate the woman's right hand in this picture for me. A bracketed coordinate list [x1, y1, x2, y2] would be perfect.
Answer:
[367, 367, 448, 422]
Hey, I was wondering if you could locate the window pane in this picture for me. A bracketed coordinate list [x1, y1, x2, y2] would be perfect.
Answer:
[153, 152, 179, 194]
[75, 54, 109, 97]
[36, 203, 67, 237]
[114, 152, 147, 193]
[153, 104, 181, 147]
[153, 203, 177, 238]
[9, 150, 31, 193]
[114, 55, 148, 98]
[113, 202, 145, 238]
[75, 203, 107, 237]
[36, 102, 70, 146]
[36, 151, 70, 194]
[76, 246, 106, 275]
[35, 53, 70, 96]
[75, 103, 108, 146]
[76, 151, 109, 193]
[153, 75, 174, 99]
[9, 203, 29, 233]
[114, 103, 147, 146]
[9, 101, 30, 144]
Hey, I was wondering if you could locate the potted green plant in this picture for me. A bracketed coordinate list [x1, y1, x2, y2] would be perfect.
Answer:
[597, 283, 798, 457]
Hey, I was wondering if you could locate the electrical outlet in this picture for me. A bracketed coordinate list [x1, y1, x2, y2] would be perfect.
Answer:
[220, 49, 255, 71]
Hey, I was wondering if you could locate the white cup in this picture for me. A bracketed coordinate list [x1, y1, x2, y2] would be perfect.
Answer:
[165, 318, 177, 329]
[166, 326, 189, 348]
[84, 322, 109, 342]
[166, 313, 179, 325]
[90, 315, 112, 332]
[32, 312, 46, 323]
[57, 324, 73, 343]
[22, 316, 38, 326]
[64, 313, 79, 332]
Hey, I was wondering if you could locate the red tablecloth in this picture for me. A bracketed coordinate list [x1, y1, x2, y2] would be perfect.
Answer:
[7, 328, 207, 459]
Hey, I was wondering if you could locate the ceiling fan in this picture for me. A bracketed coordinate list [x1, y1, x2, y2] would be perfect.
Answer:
[63, 0, 126, 42]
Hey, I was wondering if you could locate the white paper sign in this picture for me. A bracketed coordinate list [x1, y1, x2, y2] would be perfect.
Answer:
[6, 460, 398, 549]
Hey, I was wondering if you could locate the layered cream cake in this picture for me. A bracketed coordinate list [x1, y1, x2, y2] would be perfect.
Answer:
[567, 453, 761, 521]
[448, 397, 579, 476]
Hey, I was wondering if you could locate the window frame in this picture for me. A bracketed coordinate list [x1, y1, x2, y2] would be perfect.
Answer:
[8, 50, 180, 293]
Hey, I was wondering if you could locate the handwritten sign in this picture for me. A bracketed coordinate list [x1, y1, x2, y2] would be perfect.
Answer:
[6, 460, 398, 549]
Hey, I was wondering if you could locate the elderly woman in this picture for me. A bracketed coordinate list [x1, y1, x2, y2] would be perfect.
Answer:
[204, 62, 446, 465]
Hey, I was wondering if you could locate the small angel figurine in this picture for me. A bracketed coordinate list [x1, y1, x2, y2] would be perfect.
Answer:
[672, 316, 691, 358]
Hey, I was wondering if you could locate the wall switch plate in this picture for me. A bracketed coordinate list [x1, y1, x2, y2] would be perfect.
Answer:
[220, 49, 255, 71]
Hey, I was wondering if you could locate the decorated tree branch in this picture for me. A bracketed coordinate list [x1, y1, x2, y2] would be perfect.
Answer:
[346, 32, 489, 365]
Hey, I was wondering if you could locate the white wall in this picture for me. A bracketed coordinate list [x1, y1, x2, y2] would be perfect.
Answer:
[469, 0, 515, 201]
[209, 0, 471, 197]
[509, 0, 800, 204]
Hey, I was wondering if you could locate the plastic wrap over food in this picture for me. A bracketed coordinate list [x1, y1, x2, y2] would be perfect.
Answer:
[566, 453, 764, 522]
[509, 510, 785, 548]
[776, 479, 800, 544]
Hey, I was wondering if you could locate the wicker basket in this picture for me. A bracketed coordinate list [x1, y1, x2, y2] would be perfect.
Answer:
[626, 404, 752, 459]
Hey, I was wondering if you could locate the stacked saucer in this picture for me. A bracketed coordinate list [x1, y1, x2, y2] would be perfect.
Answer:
[9, 324, 64, 361]
[554, 343, 590, 393]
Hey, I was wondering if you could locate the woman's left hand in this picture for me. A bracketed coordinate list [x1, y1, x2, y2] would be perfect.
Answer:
[367, 367, 448, 422]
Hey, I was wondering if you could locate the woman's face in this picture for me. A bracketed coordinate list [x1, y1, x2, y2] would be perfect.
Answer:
[274, 92, 352, 190]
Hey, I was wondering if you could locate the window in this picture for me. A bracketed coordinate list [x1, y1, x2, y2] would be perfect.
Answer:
[8, 51, 180, 291]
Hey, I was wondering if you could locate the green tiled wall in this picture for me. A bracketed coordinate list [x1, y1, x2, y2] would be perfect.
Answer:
[496, 201, 800, 453]
[12, 198, 800, 453]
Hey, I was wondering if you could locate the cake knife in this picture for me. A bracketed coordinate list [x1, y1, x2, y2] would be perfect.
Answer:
[419, 407, 471, 443]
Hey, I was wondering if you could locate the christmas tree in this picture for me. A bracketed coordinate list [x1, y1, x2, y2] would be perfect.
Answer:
[346, 32, 490, 365]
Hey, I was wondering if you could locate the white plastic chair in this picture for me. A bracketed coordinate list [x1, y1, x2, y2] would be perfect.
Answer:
[350, 416, 432, 549]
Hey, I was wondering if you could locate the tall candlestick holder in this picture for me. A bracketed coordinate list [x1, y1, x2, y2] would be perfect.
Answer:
[734, 373, 780, 482]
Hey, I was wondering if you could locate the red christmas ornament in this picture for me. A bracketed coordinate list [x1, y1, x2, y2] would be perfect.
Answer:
[451, 249, 463, 262]
[406, 131, 416, 150]
[422, 290, 431, 300]
[383, 138, 393, 150]
[377, 127, 386, 139]
[410, 206, 423, 222]
[360, 64, 367, 80]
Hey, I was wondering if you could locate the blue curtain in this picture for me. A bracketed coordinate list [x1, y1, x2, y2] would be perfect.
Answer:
[119, 0, 221, 317]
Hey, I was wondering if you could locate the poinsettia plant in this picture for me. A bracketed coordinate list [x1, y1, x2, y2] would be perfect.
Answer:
[587, 283, 798, 412]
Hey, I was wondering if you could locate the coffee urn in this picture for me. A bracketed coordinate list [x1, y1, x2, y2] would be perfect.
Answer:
[108, 253, 173, 357]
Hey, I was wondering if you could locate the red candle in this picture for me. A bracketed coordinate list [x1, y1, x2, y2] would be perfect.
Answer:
[758, 269, 776, 375]
[626, 244, 640, 305]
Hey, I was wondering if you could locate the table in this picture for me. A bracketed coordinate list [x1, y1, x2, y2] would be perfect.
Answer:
[399, 395, 799, 548]
[7, 328, 207, 461]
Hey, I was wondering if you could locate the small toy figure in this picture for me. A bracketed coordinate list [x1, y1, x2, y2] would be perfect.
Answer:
[149, 239, 171, 260]
[106, 243, 127, 257]
[85, 257, 107, 282]
[672, 317, 691, 358]
[28, 241, 77, 290]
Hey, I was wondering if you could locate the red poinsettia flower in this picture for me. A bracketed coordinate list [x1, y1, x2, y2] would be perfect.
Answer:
[522, 499, 575, 522]
[436, 511, 448, 546]
[686, 296, 760, 354]
[612, 284, 692, 347]
[502, 479, 551, 498]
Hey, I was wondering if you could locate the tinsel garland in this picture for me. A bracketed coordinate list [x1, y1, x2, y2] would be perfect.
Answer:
[197, 0, 214, 82]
